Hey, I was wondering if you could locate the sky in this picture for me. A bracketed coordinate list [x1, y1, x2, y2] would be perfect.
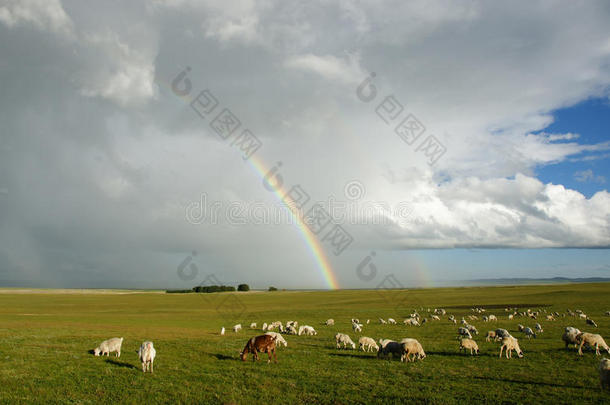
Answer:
[0, 0, 609, 289]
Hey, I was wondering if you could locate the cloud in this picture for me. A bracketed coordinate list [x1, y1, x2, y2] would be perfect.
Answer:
[1, 0, 610, 287]
[574, 169, 606, 183]
[284, 53, 365, 84]
[0, 0, 74, 36]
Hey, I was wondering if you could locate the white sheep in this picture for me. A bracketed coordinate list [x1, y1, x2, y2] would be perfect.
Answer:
[431, 315, 440, 321]
[358, 336, 379, 352]
[265, 332, 288, 347]
[577, 333, 610, 356]
[220, 327, 225, 336]
[600, 358, 610, 390]
[466, 324, 478, 335]
[485, 330, 497, 342]
[298, 325, 317, 336]
[233, 324, 242, 333]
[250, 322, 257, 329]
[325, 319, 335, 326]
[94, 337, 123, 357]
[138, 341, 156, 373]
[286, 325, 298, 335]
[518, 324, 525, 332]
[459, 338, 479, 355]
[535, 323, 543, 333]
[379, 318, 387, 324]
[335, 333, 356, 349]
[400, 338, 426, 362]
[499, 336, 523, 359]
[352, 322, 363, 333]
[546, 315, 555, 321]
[403, 318, 420, 326]
[488, 315, 497, 321]
[387, 318, 397, 325]
[262, 322, 268, 331]
[562, 327, 581, 349]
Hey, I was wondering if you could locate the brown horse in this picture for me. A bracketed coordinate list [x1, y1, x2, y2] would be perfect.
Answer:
[240, 334, 277, 362]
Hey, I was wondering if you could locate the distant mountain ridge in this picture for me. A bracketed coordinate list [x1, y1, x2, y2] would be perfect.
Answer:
[459, 276, 610, 285]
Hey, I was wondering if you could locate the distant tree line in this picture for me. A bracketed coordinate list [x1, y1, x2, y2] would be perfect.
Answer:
[166, 283, 281, 294]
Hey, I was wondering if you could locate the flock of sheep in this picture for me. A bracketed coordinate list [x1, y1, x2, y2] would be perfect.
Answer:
[90, 306, 610, 389]
[222, 306, 610, 389]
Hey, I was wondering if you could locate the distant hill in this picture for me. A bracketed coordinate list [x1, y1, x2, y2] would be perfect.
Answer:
[458, 277, 610, 286]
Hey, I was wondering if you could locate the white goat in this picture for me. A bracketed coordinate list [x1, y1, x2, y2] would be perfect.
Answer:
[94, 337, 123, 357]
[138, 341, 156, 373]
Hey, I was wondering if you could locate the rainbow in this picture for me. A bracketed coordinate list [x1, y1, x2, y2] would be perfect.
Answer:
[247, 156, 340, 290]
[157, 74, 340, 289]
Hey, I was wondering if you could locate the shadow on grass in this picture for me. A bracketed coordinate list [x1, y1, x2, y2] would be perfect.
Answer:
[105, 359, 137, 369]
[328, 352, 381, 360]
[204, 352, 236, 361]
[472, 376, 586, 390]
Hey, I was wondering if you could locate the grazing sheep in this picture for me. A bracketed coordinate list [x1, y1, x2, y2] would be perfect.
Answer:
[546, 315, 555, 321]
[265, 332, 288, 347]
[600, 358, 610, 390]
[403, 318, 420, 326]
[336, 333, 356, 349]
[562, 327, 581, 349]
[377, 340, 403, 360]
[458, 327, 473, 339]
[262, 322, 268, 331]
[387, 318, 397, 325]
[488, 315, 497, 321]
[351, 318, 360, 325]
[508, 314, 514, 320]
[286, 321, 298, 328]
[250, 322, 257, 329]
[366, 319, 370, 324]
[518, 324, 525, 332]
[233, 324, 242, 333]
[577, 333, 610, 356]
[431, 315, 440, 321]
[579, 313, 588, 320]
[400, 338, 426, 362]
[138, 341, 156, 373]
[586, 318, 598, 328]
[485, 331, 497, 342]
[535, 323, 543, 333]
[298, 325, 317, 336]
[325, 319, 335, 326]
[221, 327, 225, 336]
[379, 318, 387, 324]
[499, 336, 523, 359]
[93, 337, 123, 357]
[495, 329, 512, 339]
[358, 336, 379, 352]
[352, 322, 363, 333]
[466, 324, 479, 335]
[459, 338, 479, 355]
[285, 325, 298, 335]
[523, 327, 536, 339]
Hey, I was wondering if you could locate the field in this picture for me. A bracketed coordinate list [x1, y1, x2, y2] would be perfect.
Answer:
[0, 283, 609, 404]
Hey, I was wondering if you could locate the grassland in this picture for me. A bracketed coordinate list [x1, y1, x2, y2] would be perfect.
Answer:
[0, 283, 609, 404]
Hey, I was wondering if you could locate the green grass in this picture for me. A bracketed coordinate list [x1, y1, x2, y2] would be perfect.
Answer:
[0, 283, 609, 404]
